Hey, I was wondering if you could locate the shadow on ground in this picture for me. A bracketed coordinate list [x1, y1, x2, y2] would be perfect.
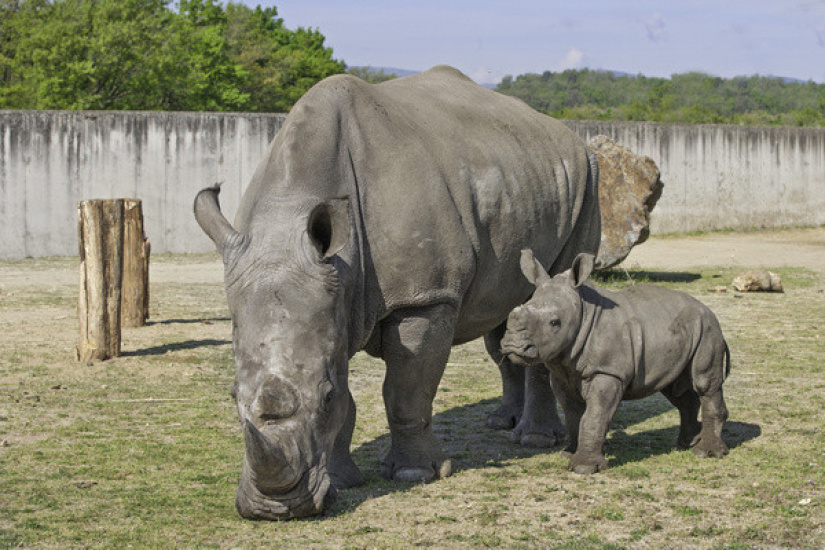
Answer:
[593, 269, 702, 285]
[330, 395, 760, 516]
[122, 338, 230, 357]
[146, 317, 230, 326]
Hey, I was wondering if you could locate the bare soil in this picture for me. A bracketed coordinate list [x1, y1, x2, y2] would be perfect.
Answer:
[622, 226, 825, 274]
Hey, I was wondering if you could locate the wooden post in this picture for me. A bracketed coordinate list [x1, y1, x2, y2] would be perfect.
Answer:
[121, 199, 150, 328]
[77, 200, 125, 363]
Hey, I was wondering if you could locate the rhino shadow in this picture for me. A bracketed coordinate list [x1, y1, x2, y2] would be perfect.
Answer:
[327, 398, 544, 516]
[606, 394, 761, 467]
[605, 420, 761, 468]
[330, 392, 758, 517]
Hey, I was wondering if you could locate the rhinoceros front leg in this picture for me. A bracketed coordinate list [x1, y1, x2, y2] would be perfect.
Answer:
[379, 304, 456, 482]
[567, 374, 623, 474]
[484, 323, 524, 430]
[328, 390, 365, 489]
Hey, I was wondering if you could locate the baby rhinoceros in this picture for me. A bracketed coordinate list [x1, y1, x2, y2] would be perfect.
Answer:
[501, 250, 730, 474]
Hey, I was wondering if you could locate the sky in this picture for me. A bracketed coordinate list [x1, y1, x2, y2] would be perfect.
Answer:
[240, 0, 825, 85]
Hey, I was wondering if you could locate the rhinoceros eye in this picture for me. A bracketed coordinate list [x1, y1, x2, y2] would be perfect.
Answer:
[549, 318, 562, 328]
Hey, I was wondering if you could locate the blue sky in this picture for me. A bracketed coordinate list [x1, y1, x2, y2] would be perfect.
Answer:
[241, 1, 825, 85]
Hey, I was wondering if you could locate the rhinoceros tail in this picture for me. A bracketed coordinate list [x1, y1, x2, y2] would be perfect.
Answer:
[588, 151, 600, 197]
[724, 342, 731, 379]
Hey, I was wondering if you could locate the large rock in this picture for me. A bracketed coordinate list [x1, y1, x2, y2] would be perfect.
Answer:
[591, 135, 664, 269]
[732, 270, 783, 292]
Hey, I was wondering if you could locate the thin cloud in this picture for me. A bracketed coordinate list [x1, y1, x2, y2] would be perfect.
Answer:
[817, 23, 825, 47]
[469, 66, 501, 85]
[558, 47, 585, 70]
[644, 12, 667, 42]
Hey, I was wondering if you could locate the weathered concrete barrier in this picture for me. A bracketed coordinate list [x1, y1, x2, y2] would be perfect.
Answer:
[566, 121, 825, 235]
[1, 111, 284, 258]
[1, 111, 823, 258]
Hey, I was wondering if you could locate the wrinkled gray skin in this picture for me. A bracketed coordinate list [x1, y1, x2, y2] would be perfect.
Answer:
[502, 251, 730, 474]
[194, 66, 600, 519]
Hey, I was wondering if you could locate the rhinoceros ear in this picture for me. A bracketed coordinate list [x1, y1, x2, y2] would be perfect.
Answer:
[519, 249, 550, 286]
[308, 197, 352, 260]
[568, 253, 595, 289]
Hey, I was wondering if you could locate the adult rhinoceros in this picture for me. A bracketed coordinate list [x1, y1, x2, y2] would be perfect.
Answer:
[194, 65, 600, 520]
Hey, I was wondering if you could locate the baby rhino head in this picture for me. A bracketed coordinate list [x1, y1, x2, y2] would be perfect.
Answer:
[501, 251, 595, 366]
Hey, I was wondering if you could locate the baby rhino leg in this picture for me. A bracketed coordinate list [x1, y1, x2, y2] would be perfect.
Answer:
[568, 374, 623, 474]
[689, 339, 730, 458]
[661, 370, 701, 450]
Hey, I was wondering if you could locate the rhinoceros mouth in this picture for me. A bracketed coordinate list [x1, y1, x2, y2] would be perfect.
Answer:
[500, 335, 540, 366]
[236, 464, 333, 520]
[503, 344, 539, 366]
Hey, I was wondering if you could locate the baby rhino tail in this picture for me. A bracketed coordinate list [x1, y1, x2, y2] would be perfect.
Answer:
[723, 342, 731, 379]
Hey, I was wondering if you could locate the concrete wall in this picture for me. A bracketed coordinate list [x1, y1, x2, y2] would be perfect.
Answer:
[1, 111, 823, 258]
[1, 111, 285, 258]
[565, 121, 825, 234]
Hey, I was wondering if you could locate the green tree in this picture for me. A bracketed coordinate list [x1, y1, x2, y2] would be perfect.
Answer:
[346, 66, 396, 83]
[495, 68, 825, 127]
[1, 0, 345, 112]
[224, 2, 344, 112]
[0, 0, 248, 110]
[170, 0, 248, 111]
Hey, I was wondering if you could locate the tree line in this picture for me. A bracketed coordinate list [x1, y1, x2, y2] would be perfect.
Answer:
[2, 0, 824, 127]
[0, 0, 345, 111]
[496, 69, 825, 127]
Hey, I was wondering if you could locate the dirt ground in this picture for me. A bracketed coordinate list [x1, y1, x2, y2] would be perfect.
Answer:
[2, 227, 823, 293]
[622, 226, 825, 274]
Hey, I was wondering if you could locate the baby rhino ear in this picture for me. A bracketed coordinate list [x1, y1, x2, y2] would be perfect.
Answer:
[519, 249, 550, 286]
[568, 253, 595, 288]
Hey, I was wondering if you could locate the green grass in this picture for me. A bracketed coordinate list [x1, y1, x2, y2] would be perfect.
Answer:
[1, 253, 824, 548]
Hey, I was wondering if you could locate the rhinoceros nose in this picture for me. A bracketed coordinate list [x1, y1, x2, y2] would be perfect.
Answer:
[253, 376, 300, 422]
[507, 305, 529, 326]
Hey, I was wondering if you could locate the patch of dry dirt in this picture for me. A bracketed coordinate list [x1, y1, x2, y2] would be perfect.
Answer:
[621, 227, 825, 273]
[2, 227, 822, 293]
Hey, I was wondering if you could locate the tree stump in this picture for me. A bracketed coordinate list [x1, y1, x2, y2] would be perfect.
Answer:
[77, 200, 124, 362]
[77, 199, 151, 362]
[121, 199, 150, 328]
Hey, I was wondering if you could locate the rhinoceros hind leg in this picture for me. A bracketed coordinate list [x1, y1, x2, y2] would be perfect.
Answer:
[329, 391, 365, 489]
[379, 305, 456, 482]
[689, 343, 730, 458]
[510, 363, 566, 448]
[662, 382, 702, 450]
[484, 323, 524, 430]
[690, 392, 730, 458]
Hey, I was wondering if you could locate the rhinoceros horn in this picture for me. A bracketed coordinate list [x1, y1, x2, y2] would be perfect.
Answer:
[243, 420, 301, 492]
[194, 185, 247, 261]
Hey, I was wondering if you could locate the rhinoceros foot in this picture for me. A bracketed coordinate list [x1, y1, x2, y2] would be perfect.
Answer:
[509, 411, 565, 448]
[329, 456, 365, 489]
[379, 430, 452, 482]
[379, 456, 453, 483]
[510, 429, 560, 448]
[567, 451, 609, 475]
[690, 433, 729, 459]
[486, 405, 522, 430]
